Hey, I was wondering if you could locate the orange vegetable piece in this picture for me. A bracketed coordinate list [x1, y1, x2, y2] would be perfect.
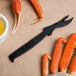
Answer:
[12, 0, 22, 33]
[50, 38, 67, 74]
[42, 54, 51, 76]
[42, 33, 76, 76]
[60, 33, 76, 72]
[30, 0, 43, 24]
[69, 53, 76, 74]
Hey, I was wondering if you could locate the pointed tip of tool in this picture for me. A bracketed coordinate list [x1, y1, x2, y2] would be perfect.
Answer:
[67, 17, 74, 23]
[66, 15, 69, 18]
[60, 15, 74, 25]
[63, 15, 69, 20]
[70, 17, 73, 21]
[64, 15, 74, 21]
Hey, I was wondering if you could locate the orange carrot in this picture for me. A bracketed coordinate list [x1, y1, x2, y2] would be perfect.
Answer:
[42, 54, 51, 76]
[50, 38, 67, 74]
[30, 0, 43, 24]
[69, 53, 76, 74]
[12, 0, 22, 33]
[60, 33, 76, 72]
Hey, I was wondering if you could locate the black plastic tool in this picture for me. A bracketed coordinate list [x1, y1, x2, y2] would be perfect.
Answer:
[9, 15, 73, 62]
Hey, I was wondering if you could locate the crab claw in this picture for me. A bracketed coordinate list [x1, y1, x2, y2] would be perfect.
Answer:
[12, 0, 22, 33]
[30, 0, 43, 24]
[50, 38, 67, 74]
[60, 33, 76, 72]
[42, 54, 51, 76]
[69, 53, 76, 74]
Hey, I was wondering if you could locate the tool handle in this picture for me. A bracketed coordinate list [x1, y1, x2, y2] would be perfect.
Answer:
[9, 32, 46, 62]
